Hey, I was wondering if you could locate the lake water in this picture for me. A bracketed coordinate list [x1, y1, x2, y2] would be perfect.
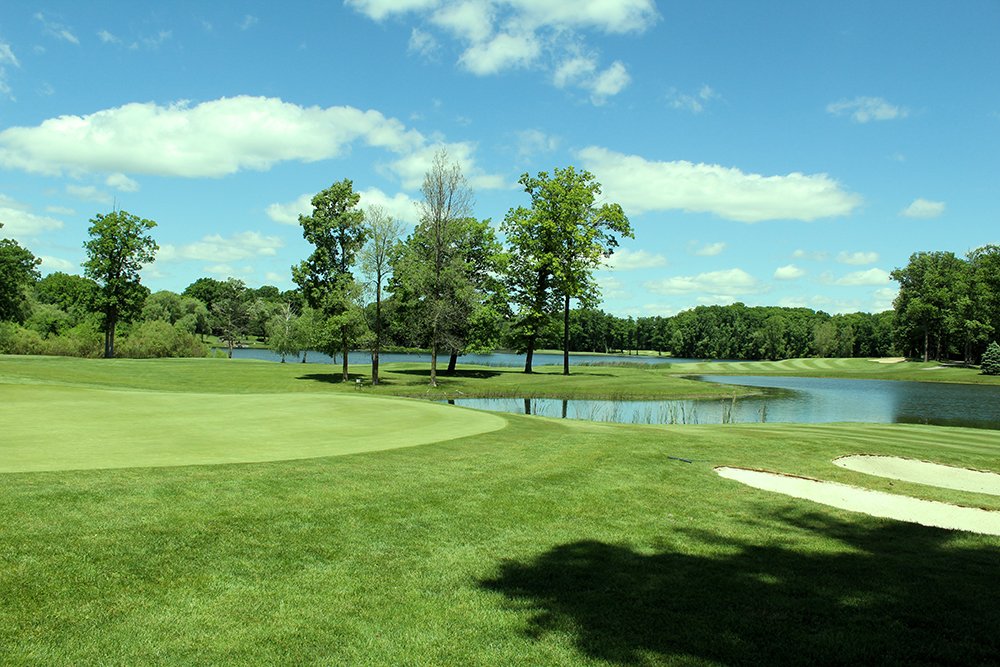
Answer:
[448, 376, 1000, 430]
[223, 348, 691, 366]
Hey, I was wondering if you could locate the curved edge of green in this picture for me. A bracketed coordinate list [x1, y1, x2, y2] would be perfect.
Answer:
[0, 385, 508, 473]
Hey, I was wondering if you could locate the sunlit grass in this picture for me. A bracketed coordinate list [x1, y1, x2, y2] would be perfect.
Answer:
[2, 355, 999, 663]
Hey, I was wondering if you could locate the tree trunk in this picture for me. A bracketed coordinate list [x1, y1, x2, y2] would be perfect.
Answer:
[302, 350, 308, 363]
[341, 327, 349, 381]
[524, 335, 535, 374]
[563, 294, 570, 375]
[447, 351, 458, 373]
[430, 341, 438, 386]
[104, 309, 117, 358]
[524, 269, 548, 374]
[923, 328, 929, 362]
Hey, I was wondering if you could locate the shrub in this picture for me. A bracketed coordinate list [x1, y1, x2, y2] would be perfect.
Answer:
[116, 320, 209, 358]
[982, 341, 1000, 376]
[0, 322, 46, 355]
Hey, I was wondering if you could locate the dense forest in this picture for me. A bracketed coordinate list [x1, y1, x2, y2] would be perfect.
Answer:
[2, 157, 998, 369]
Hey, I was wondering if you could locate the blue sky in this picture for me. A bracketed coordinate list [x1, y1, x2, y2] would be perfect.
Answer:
[1, 1, 997, 317]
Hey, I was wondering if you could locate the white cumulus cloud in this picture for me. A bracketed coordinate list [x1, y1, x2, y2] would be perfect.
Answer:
[66, 184, 112, 204]
[0, 96, 426, 178]
[35, 12, 79, 45]
[347, 0, 655, 103]
[385, 141, 505, 190]
[667, 84, 719, 114]
[267, 188, 421, 226]
[900, 198, 945, 219]
[645, 268, 761, 298]
[39, 255, 75, 271]
[689, 241, 726, 256]
[459, 31, 540, 75]
[0, 195, 65, 239]
[827, 96, 908, 123]
[106, 173, 140, 192]
[158, 232, 284, 263]
[602, 248, 666, 270]
[408, 28, 439, 57]
[578, 146, 862, 222]
[265, 193, 314, 225]
[836, 251, 878, 265]
[835, 268, 891, 286]
[774, 264, 805, 280]
[0, 41, 19, 99]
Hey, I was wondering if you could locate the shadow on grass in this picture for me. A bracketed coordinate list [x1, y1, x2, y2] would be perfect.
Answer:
[392, 368, 505, 380]
[296, 373, 371, 385]
[480, 509, 1000, 665]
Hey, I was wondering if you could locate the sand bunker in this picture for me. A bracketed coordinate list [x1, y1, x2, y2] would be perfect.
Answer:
[834, 456, 1000, 496]
[716, 466, 1000, 536]
[869, 357, 906, 364]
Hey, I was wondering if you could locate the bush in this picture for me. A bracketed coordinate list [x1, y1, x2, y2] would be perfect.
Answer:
[116, 320, 209, 358]
[0, 322, 46, 355]
[982, 341, 1000, 376]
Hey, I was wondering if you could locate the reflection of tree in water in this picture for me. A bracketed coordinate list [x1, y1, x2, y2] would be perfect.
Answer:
[481, 509, 1000, 665]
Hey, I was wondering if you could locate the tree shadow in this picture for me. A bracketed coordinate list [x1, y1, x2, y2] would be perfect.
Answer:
[391, 368, 504, 380]
[480, 508, 1000, 665]
[296, 372, 369, 385]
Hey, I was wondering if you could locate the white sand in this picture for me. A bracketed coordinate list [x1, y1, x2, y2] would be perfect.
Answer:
[834, 455, 1000, 496]
[869, 357, 906, 364]
[716, 466, 1000, 536]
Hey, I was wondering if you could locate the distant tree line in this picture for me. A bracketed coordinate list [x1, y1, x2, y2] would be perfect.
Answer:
[3, 171, 997, 371]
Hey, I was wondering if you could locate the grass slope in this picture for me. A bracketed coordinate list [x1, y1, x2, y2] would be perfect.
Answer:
[2, 356, 999, 664]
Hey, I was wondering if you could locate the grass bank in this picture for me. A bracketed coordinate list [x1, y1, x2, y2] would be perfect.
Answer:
[0, 354, 753, 400]
[1, 355, 999, 663]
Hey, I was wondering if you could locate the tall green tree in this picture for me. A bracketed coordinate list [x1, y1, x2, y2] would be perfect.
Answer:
[505, 167, 632, 374]
[182, 277, 226, 319]
[503, 205, 558, 373]
[0, 225, 42, 323]
[360, 205, 404, 385]
[266, 301, 302, 363]
[82, 210, 158, 358]
[213, 278, 249, 358]
[392, 150, 475, 386]
[292, 179, 368, 381]
[967, 244, 1000, 361]
[890, 251, 968, 361]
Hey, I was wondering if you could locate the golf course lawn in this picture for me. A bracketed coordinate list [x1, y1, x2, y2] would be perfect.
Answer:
[2, 355, 999, 664]
[0, 384, 506, 472]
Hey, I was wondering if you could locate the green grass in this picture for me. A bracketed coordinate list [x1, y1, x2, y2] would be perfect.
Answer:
[2, 355, 999, 664]
[0, 384, 505, 472]
[0, 354, 753, 400]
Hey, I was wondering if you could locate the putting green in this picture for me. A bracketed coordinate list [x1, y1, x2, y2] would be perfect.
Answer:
[0, 384, 507, 472]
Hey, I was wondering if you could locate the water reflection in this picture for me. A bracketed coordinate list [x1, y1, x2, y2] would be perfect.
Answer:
[448, 376, 1000, 430]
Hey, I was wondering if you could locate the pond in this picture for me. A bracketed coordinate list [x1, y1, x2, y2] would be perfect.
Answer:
[222, 347, 693, 366]
[447, 376, 1000, 430]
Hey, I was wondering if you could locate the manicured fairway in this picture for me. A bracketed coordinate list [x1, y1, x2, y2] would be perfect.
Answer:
[0, 384, 506, 472]
[2, 355, 1000, 664]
